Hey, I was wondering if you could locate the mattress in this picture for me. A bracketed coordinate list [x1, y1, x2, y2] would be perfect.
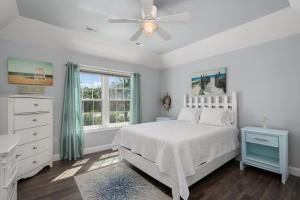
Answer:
[112, 120, 239, 200]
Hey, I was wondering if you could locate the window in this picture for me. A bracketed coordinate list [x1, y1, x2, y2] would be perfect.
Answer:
[109, 76, 131, 124]
[80, 71, 131, 131]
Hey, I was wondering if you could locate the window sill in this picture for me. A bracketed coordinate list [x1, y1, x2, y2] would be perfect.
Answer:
[84, 124, 128, 134]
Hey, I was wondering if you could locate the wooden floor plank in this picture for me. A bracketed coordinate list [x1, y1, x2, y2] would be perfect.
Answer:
[18, 150, 300, 200]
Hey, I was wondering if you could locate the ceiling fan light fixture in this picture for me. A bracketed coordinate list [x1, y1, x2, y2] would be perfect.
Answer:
[142, 20, 157, 36]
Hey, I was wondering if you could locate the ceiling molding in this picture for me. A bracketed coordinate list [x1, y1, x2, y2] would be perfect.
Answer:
[161, 7, 300, 68]
[0, 0, 18, 30]
[0, 16, 162, 69]
[1, 2, 300, 70]
[289, 0, 300, 11]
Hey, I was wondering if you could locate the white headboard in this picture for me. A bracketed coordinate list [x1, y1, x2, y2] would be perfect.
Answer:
[183, 91, 238, 127]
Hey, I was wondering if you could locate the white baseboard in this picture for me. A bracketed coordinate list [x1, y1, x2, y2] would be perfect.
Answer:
[53, 154, 60, 161]
[83, 144, 112, 154]
[53, 144, 112, 161]
[289, 166, 300, 177]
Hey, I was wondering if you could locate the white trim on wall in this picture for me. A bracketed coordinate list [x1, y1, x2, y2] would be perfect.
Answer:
[289, 166, 300, 177]
[161, 7, 300, 68]
[53, 144, 112, 161]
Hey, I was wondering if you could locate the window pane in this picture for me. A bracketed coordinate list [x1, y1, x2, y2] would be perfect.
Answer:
[94, 112, 102, 125]
[125, 101, 130, 111]
[117, 89, 123, 99]
[117, 101, 125, 111]
[83, 101, 93, 112]
[80, 72, 101, 100]
[110, 101, 116, 111]
[109, 76, 118, 88]
[116, 78, 123, 88]
[94, 101, 102, 112]
[125, 112, 130, 122]
[82, 87, 92, 99]
[109, 89, 116, 99]
[110, 112, 117, 123]
[93, 86, 101, 99]
[124, 89, 130, 99]
[124, 78, 130, 89]
[80, 72, 93, 99]
[116, 112, 125, 123]
[84, 113, 93, 126]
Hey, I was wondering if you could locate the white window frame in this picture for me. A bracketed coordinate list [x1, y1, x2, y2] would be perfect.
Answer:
[80, 68, 131, 133]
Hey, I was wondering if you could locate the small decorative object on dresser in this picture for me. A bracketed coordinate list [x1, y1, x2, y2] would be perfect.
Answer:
[0, 134, 19, 200]
[240, 126, 288, 184]
[156, 116, 177, 121]
[0, 95, 53, 180]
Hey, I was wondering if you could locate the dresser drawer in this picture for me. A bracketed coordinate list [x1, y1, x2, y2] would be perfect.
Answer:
[13, 98, 52, 114]
[3, 180, 17, 200]
[246, 132, 279, 147]
[18, 150, 51, 177]
[17, 138, 50, 161]
[4, 148, 18, 186]
[14, 113, 52, 130]
[15, 125, 51, 145]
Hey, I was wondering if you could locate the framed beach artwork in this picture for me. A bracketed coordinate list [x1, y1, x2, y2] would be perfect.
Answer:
[192, 68, 226, 95]
[8, 57, 53, 86]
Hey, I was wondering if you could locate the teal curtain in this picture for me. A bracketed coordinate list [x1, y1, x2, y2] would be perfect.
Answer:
[130, 73, 141, 124]
[60, 62, 84, 160]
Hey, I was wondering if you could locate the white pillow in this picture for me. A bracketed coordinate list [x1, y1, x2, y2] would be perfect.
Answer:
[199, 108, 233, 126]
[177, 107, 201, 124]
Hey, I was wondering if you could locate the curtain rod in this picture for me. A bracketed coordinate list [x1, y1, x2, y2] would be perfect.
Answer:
[79, 65, 133, 77]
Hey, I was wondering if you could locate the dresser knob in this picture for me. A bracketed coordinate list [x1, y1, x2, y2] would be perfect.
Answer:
[33, 161, 37, 164]
[16, 154, 22, 158]
[34, 103, 39, 106]
[32, 119, 37, 122]
[33, 146, 37, 150]
[33, 132, 37, 136]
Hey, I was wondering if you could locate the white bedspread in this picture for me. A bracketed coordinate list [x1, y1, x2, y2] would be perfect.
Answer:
[112, 120, 239, 200]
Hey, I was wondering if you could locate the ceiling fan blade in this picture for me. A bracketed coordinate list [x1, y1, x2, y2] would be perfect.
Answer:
[130, 28, 143, 41]
[157, 26, 172, 41]
[140, 0, 154, 17]
[108, 19, 141, 23]
[156, 12, 191, 22]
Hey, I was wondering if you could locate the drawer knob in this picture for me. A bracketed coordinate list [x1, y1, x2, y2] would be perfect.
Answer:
[33, 132, 37, 136]
[254, 137, 268, 142]
[33, 161, 37, 164]
[34, 103, 39, 106]
[16, 154, 22, 158]
[32, 119, 37, 122]
[33, 146, 37, 150]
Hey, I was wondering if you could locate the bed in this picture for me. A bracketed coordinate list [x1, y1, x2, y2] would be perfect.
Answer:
[112, 92, 239, 200]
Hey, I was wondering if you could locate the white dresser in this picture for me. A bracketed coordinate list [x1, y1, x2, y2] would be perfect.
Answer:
[0, 95, 53, 180]
[0, 134, 20, 200]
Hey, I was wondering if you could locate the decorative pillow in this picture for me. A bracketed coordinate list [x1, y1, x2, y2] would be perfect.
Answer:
[177, 107, 201, 124]
[199, 108, 233, 126]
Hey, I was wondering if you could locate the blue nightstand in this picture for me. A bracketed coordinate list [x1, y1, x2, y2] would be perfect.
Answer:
[156, 116, 177, 121]
[240, 126, 289, 184]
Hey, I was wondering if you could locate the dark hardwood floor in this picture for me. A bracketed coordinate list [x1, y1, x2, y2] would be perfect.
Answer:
[18, 150, 300, 200]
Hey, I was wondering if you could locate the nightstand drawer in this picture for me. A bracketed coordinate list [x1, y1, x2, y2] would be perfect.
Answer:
[246, 132, 279, 147]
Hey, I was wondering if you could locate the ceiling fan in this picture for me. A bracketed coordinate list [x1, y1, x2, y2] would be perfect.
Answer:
[108, 0, 191, 41]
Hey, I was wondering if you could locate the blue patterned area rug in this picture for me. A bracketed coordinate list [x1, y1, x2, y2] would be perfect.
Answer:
[75, 162, 171, 200]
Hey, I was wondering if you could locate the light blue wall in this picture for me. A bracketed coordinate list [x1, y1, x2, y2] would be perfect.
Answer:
[1, 34, 300, 169]
[160, 34, 300, 168]
[0, 39, 161, 154]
